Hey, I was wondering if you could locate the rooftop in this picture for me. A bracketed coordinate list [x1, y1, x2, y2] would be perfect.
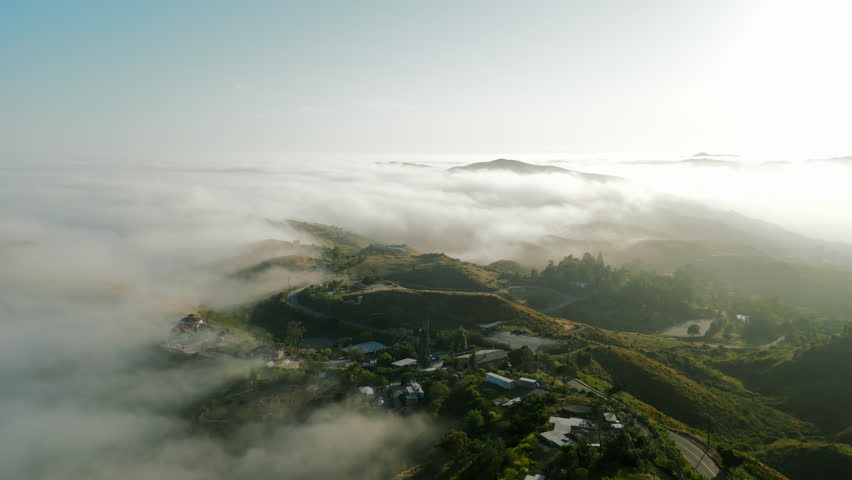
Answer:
[540, 430, 576, 447]
[345, 341, 388, 354]
[391, 357, 418, 367]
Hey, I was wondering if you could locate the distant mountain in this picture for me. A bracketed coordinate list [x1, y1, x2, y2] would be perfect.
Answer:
[692, 152, 738, 158]
[621, 158, 741, 167]
[375, 161, 432, 168]
[449, 158, 619, 182]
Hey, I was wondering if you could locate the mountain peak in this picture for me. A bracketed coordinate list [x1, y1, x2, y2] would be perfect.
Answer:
[448, 159, 619, 181]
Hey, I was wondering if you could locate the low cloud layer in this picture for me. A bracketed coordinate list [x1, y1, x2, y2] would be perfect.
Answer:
[0, 153, 850, 479]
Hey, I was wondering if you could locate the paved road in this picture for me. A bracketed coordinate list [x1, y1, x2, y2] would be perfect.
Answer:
[666, 430, 726, 480]
[564, 376, 727, 479]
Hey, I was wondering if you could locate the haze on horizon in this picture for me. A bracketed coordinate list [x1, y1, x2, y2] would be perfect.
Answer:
[2, 3, 852, 480]
[2, 0, 852, 159]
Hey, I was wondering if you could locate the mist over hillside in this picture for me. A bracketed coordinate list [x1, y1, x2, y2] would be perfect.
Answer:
[1, 154, 851, 479]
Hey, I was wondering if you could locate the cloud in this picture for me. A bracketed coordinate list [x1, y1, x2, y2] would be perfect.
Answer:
[0, 153, 849, 479]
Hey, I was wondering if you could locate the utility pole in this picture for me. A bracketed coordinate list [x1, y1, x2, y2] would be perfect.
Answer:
[706, 414, 712, 451]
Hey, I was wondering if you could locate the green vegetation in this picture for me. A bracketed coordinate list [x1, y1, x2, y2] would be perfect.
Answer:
[300, 286, 571, 336]
[200, 223, 852, 480]
[757, 440, 852, 480]
[587, 345, 808, 446]
[285, 219, 374, 252]
[709, 328, 852, 433]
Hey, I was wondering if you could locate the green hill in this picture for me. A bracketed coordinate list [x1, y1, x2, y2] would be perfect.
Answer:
[758, 440, 852, 480]
[488, 259, 531, 276]
[383, 254, 500, 292]
[301, 287, 573, 336]
[588, 345, 809, 445]
[283, 219, 375, 252]
[232, 255, 320, 279]
[710, 331, 852, 433]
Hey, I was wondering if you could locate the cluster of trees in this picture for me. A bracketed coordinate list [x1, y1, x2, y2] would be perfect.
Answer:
[517, 254, 702, 332]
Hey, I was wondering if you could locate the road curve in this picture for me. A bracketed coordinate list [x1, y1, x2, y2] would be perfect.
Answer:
[666, 430, 726, 479]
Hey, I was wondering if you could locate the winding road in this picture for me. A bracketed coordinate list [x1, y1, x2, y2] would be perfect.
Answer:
[666, 430, 727, 480]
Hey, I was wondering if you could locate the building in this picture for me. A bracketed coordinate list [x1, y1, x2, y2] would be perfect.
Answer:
[456, 349, 509, 368]
[345, 341, 388, 355]
[604, 412, 620, 424]
[540, 416, 593, 447]
[550, 416, 593, 430]
[540, 430, 576, 447]
[403, 381, 425, 401]
[524, 475, 546, 480]
[485, 372, 515, 390]
[479, 321, 503, 330]
[517, 377, 540, 389]
[392, 358, 418, 368]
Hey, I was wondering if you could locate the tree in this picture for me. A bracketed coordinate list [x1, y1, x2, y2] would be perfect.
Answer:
[437, 326, 468, 352]
[377, 352, 394, 367]
[687, 323, 701, 336]
[429, 380, 451, 413]
[508, 346, 536, 371]
[464, 409, 485, 433]
[286, 320, 305, 347]
[440, 430, 470, 454]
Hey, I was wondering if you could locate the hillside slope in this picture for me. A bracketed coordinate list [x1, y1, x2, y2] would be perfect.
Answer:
[711, 331, 852, 433]
[589, 345, 808, 445]
[301, 287, 573, 336]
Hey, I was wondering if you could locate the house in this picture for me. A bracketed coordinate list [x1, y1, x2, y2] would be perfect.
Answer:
[604, 412, 620, 424]
[502, 397, 523, 407]
[358, 386, 375, 396]
[517, 377, 540, 389]
[485, 372, 515, 390]
[392, 358, 418, 368]
[403, 381, 425, 401]
[550, 416, 593, 431]
[540, 416, 593, 447]
[540, 430, 576, 447]
[345, 341, 388, 355]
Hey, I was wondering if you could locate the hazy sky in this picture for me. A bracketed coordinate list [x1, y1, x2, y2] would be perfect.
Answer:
[2, 0, 851, 159]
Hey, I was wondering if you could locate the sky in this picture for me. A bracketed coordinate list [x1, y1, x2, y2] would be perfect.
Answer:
[2, 0, 852, 159]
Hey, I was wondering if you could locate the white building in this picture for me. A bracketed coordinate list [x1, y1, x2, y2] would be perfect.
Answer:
[391, 358, 418, 368]
[517, 377, 540, 389]
[484, 372, 515, 390]
[540, 416, 593, 447]
[604, 412, 620, 424]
